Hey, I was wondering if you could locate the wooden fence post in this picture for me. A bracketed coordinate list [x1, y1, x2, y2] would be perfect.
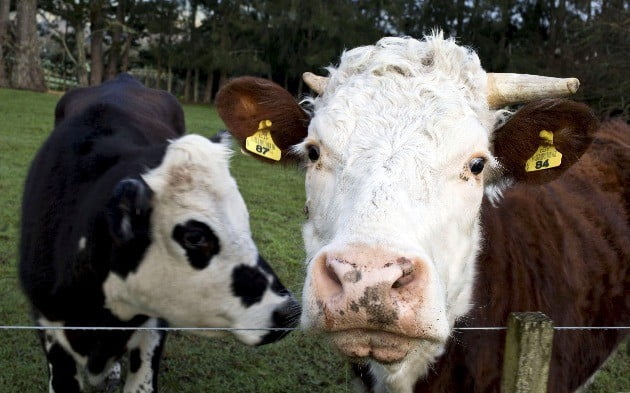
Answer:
[501, 312, 554, 393]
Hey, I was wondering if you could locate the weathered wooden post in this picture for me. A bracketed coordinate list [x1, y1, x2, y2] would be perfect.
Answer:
[501, 312, 554, 393]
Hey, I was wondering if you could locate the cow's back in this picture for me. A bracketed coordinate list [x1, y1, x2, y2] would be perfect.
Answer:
[414, 120, 629, 392]
[55, 73, 185, 141]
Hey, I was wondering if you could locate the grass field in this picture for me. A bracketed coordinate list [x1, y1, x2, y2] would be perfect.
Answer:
[0, 88, 627, 392]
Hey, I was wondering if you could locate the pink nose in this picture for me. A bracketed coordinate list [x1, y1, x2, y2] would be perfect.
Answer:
[310, 245, 431, 337]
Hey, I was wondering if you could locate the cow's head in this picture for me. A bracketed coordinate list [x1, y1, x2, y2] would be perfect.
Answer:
[102, 134, 299, 345]
[216, 34, 598, 383]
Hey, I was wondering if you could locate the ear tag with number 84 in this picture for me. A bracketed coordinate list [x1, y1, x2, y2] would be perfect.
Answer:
[525, 130, 562, 172]
[245, 120, 281, 161]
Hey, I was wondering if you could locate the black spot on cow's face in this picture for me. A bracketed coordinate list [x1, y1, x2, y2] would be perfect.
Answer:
[172, 220, 220, 270]
[257, 256, 289, 296]
[231, 264, 268, 307]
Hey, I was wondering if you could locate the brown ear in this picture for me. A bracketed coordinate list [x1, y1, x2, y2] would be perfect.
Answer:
[492, 99, 599, 184]
[215, 77, 310, 163]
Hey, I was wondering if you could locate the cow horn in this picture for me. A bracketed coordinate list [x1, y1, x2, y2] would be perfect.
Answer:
[303, 72, 328, 95]
[487, 73, 580, 109]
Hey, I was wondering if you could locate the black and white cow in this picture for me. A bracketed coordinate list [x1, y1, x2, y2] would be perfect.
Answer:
[19, 74, 300, 392]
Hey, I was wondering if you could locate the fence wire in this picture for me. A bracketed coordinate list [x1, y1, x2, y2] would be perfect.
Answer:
[0, 325, 628, 331]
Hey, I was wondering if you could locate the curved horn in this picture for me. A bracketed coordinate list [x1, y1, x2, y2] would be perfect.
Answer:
[487, 73, 580, 109]
[303, 72, 328, 95]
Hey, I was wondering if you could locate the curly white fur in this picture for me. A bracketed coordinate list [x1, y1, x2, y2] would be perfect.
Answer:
[299, 33, 514, 393]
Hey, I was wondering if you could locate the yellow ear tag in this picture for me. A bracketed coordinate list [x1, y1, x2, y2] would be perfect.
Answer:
[245, 120, 281, 161]
[525, 130, 563, 172]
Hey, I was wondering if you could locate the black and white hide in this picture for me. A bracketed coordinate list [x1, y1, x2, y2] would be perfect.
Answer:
[19, 74, 300, 393]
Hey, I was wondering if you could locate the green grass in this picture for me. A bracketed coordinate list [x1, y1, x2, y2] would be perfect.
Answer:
[0, 89, 627, 392]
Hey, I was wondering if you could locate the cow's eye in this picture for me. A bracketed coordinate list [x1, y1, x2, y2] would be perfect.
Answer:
[172, 220, 220, 269]
[307, 145, 320, 162]
[469, 157, 486, 175]
[183, 230, 207, 248]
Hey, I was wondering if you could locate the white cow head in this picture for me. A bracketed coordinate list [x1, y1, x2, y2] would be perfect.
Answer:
[216, 34, 597, 390]
[102, 134, 299, 345]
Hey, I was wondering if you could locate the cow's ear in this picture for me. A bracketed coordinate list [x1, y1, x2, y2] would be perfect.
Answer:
[106, 178, 153, 243]
[215, 77, 309, 164]
[490, 99, 599, 185]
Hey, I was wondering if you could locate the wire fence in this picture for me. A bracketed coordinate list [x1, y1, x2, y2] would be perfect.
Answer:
[0, 325, 628, 331]
[1, 322, 626, 392]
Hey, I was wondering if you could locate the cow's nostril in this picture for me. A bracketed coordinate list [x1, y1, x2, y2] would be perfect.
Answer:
[392, 273, 414, 289]
[325, 260, 343, 288]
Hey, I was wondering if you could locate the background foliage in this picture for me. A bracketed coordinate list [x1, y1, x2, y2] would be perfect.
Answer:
[0, 0, 627, 118]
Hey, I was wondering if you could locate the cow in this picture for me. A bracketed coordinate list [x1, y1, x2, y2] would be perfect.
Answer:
[19, 73, 300, 393]
[215, 33, 629, 393]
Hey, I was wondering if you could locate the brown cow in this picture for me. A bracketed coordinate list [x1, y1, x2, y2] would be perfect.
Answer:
[216, 34, 629, 392]
[411, 118, 629, 392]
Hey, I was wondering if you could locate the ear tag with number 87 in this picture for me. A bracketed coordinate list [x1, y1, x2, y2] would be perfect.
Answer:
[245, 120, 281, 161]
[525, 130, 562, 172]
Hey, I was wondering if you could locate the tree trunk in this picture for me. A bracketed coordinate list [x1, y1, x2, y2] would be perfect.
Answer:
[0, 0, 10, 87]
[121, 34, 131, 72]
[556, 0, 566, 47]
[75, 23, 88, 86]
[203, 70, 213, 103]
[89, 1, 105, 86]
[549, 0, 564, 47]
[156, 65, 162, 90]
[492, 0, 512, 70]
[184, 68, 191, 102]
[219, 70, 227, 89]
[469, 0, 481, 43]
[167, 62, 173, 93]
[106, 0, 125, 80]
[11, 0, 46, 91]
[61, 21, 68, 89]
[193, 68, 199, 102]
[456, 0, 465, 36]
[186, 0, 197, 101]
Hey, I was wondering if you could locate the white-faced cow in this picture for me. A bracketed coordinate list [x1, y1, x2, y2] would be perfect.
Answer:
[216, 34, 629, 393]
[19, 74, 300, 393]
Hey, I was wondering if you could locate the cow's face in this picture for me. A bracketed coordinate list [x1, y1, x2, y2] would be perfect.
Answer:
[297, 37, 495, 372]
[103, 134, 299, 345]
[216, 34, 597, 386]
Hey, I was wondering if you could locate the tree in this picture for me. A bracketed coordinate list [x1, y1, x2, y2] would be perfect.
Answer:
[73, 10, 88, 86]
[89, 0, 106, 85]
[0, 0, 10, 87]
[12, 0, 46, 91]
[135, 0, 182, 90]
[105, 0, 125, 80]
[184, 0, 198, 101]
[7, 0, 622, 118]
[40, 0, 90, 86]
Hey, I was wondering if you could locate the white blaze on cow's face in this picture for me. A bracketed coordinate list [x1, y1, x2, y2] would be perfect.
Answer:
[298, 36, 501, 375]
[103, 134, 298, 345]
